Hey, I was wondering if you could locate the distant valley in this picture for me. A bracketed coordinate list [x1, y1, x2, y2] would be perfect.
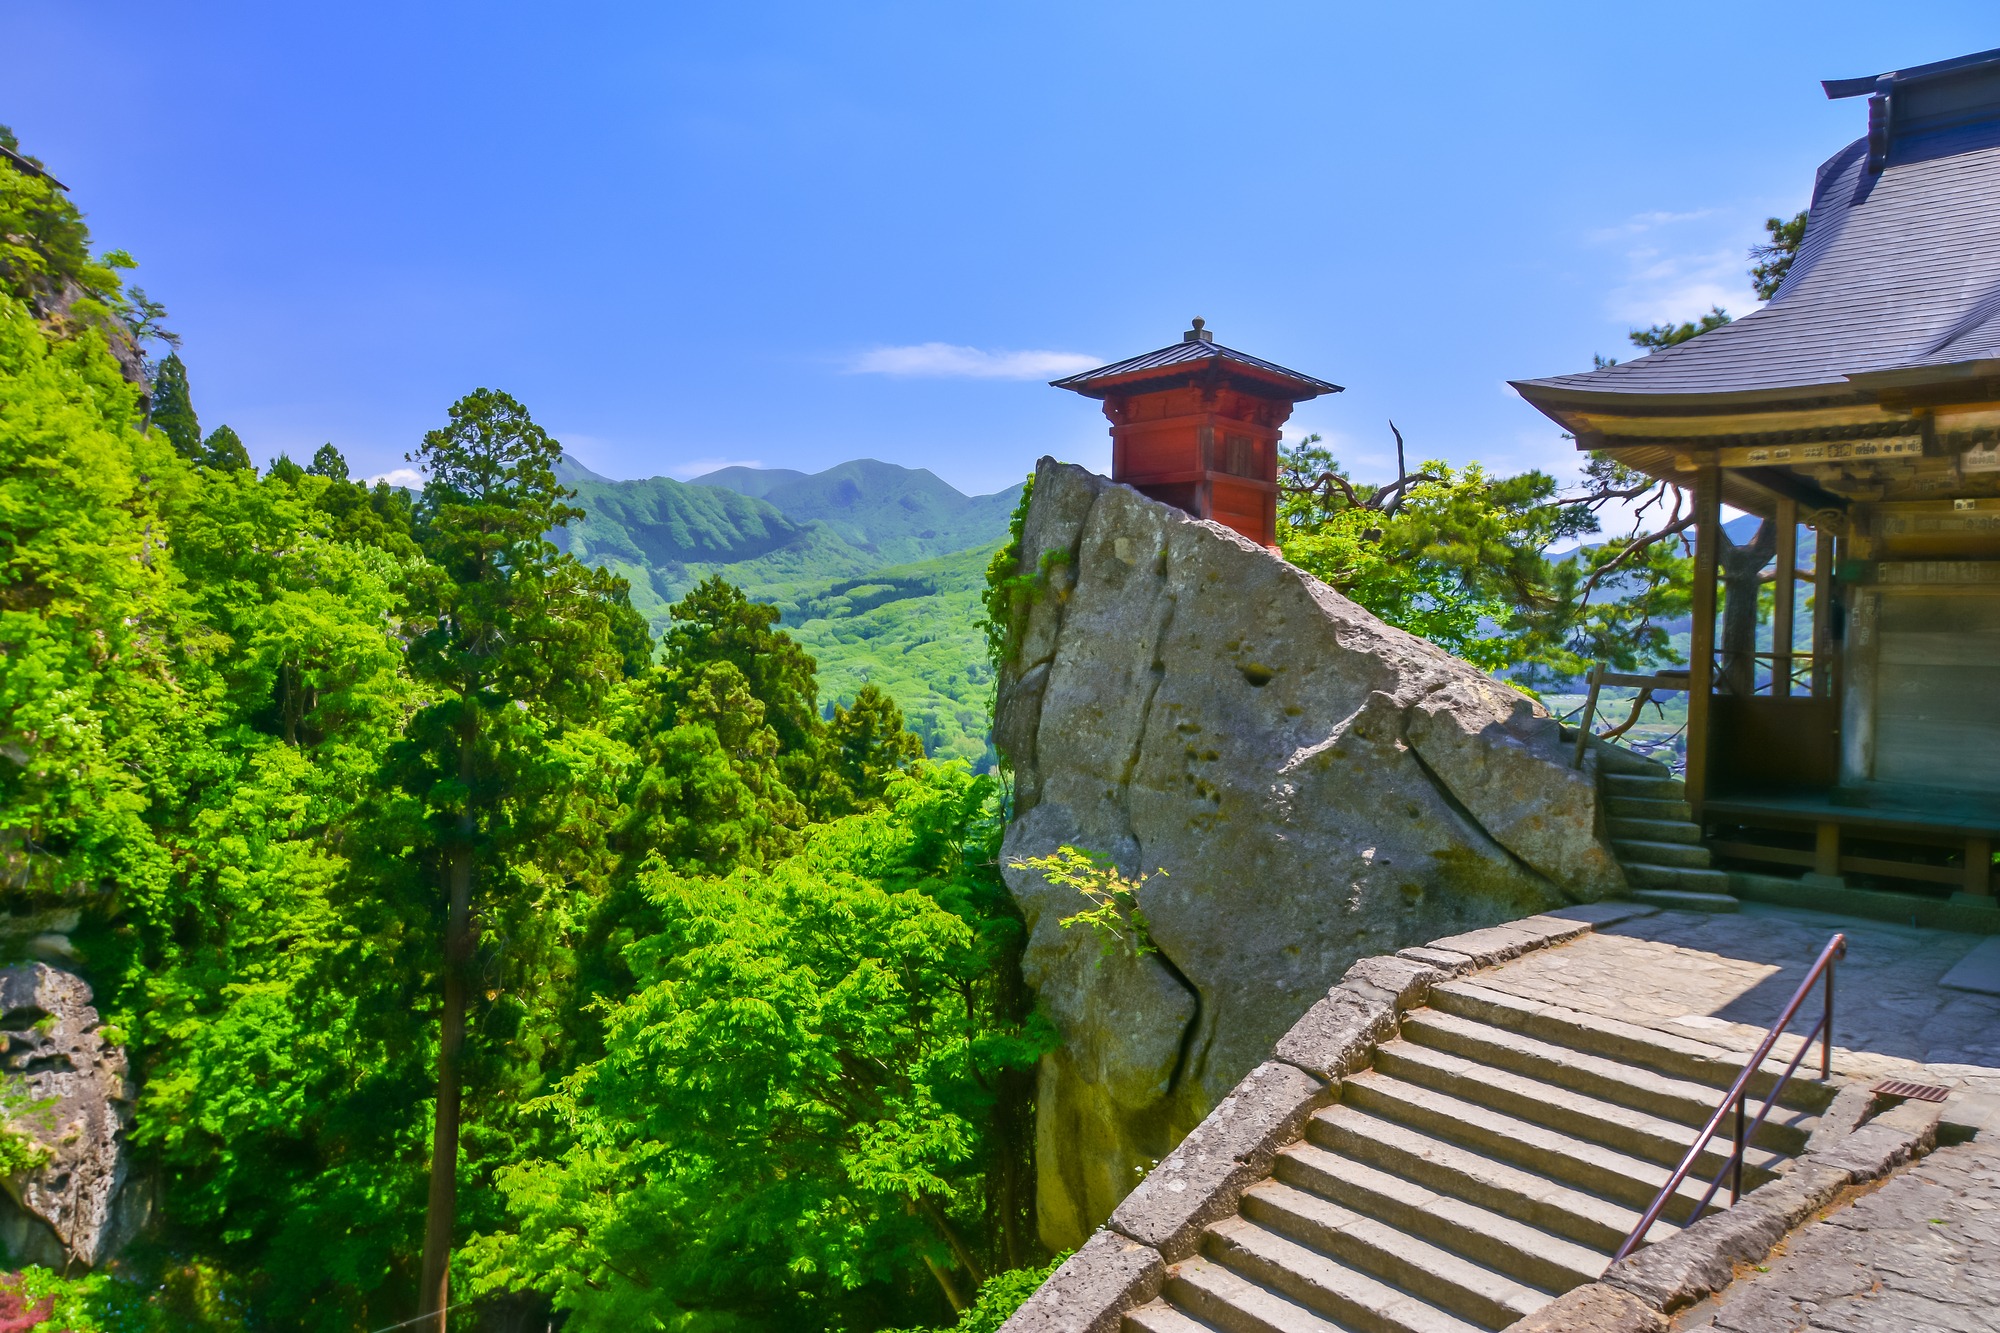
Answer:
[552, 456, 1024, 766]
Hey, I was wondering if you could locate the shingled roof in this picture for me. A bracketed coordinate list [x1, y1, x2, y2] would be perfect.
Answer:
[1052, 320, 1342, 401]
[1514, 51, 2000, 406]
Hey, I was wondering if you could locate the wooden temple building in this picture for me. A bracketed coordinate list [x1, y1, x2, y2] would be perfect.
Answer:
[1514, 47, 2000, 910]
[1052, 319, 1341, 548]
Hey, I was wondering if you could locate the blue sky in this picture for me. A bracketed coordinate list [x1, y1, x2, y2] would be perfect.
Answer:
[6, 3, 1995, 498]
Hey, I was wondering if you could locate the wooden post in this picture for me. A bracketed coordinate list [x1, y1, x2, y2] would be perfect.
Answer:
[1686, 464, 1721, 817]
[1773, 498, 1797, 697]
[1573, 661, 1605, 770]
[1812, 524, 1834, 698]
[1813, 820, 1841, 880]
[1963, 836, 1993, 902]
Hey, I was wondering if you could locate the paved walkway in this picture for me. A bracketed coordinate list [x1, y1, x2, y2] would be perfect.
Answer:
[1477, 902, 2000, 1092]
[1669, 1133, 2000, 1332]
[1479, 903, 2000, 1330]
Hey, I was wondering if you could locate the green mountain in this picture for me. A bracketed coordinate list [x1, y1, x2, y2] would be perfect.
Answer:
[553, 456, 1021, 764]
[690, 458, 1022, 565]
[787, 542, 1002, 768]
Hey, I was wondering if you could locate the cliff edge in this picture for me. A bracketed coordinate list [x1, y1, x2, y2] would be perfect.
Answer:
[994, 459, 1624, 1249]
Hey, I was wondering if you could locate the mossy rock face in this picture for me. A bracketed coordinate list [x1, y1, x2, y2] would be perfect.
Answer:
[997, 460, 1625, 1252]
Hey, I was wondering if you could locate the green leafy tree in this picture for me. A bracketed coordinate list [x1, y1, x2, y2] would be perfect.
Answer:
[393, 388, 638, 1325]
[658, 575, 829, 802]
[825, 683, 926, 813]
[621, 658, 806, 874]
[466, 766, 1050, 1332]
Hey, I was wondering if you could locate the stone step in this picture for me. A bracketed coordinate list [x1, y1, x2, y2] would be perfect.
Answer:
[1426, 981, 1838, 1112]
[1612, 838, 1713, 869]
[1608, 816, 1703, 845]
[1370, 1040, 1785, 1187]
[1604, 795, 1693, 822]
[1398, 1008, 1814, 1155]
[1602, 772, 1686, 801]
[1273, 1143, 1607, 1295]
[1585, 741, 1673, 778]
[1337, 1072, 1723, 1220]
[1163, 1254, 1348, 1333]
[1307, 1104, 1676, 1253]
[1125, 1300, 1219, 1333]
[1628, 888, 1740, 913]
[1239, 1180, 1553, 1330]
[1206, 1217, 1488, 1333]
[1622, 862, 1732, 892]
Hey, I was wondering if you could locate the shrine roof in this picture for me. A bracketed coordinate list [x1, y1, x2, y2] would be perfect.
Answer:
[1514, 65, 2000, 408]
[1052, 321, 1341, 401]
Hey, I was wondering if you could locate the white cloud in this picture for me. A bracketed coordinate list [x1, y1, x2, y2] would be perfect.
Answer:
[1585, 208, 1715, 242]
[846, 343, 1100, 379]
[1586, 206, 1762, 330]
[367, 466, 425, 490]
[671, 457, 764, 479]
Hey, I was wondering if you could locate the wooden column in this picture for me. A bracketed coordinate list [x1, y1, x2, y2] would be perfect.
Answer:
[1811, 521, 1834, 698]
[1772, 498, 1797, 697]
[1686, 463, 1721, 815]
[1963, 836, 1994, 902]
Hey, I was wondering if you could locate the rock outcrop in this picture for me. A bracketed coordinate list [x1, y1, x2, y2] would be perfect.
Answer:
[995, 460, 1624, 1249]
[0, 963, 136, 1267]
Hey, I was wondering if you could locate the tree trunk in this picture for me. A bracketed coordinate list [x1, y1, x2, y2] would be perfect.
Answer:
[420, 719, 479, 1330]
[1718, 519, 1777, 695]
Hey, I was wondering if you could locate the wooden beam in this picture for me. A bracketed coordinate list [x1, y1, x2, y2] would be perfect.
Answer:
[1687, 464, 1721, 816]
[1773, 499, 1797, 697]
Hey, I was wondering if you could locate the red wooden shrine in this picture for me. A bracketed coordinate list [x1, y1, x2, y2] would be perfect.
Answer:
[1051, 319, 1342, 547]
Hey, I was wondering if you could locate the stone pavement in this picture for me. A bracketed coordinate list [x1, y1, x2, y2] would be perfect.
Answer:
[1668, 1133, 2000, 1332]
[1470, 902, 2000, 1090]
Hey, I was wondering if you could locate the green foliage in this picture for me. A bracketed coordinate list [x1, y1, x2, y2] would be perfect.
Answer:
[1750, 209, 1809, 301]
[827, 685, 927, 813]
[466, 766, 1052, 1332]
[199, 424, 251, 472]
[1277, 436, 1689, 686]
[7, 1263, 249, 1332]
[1629, 305, 1732, 352]
[0, 138, 1039, 1333]
[1011, 847, 1158, 964]
[148, 353, 201, 459]
[882, 1252, 1071, 1333]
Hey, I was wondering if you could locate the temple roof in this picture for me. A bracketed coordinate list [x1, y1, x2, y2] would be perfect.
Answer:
[1514, 61, 2000, 408]
[1052, 320, 1342, 401]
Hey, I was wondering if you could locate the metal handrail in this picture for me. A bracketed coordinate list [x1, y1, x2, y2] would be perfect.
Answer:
[1611, 932, 1846, 1262]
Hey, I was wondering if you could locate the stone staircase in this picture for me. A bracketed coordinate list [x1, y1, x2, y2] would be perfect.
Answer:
[1122, 975, 1831, 1333]
[1593, 746, 1737, 913]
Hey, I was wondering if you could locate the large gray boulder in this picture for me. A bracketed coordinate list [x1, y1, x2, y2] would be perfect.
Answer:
[0, 962, 137, 1267]
[996, 460, 1623, 1249]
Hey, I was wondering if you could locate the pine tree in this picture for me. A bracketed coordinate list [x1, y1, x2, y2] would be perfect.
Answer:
[308, 442, 349, 480]
[396, 389, 636, 1329]
[150, 351, 201, 458]
[201, 423, 252, 471]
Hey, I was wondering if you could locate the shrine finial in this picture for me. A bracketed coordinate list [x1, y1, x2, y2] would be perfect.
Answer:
[1185, 317, 1212, 344]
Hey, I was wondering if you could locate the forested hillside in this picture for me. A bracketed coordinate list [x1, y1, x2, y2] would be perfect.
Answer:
[0, 130, 1054, 1333]
[552, 456, 1019, 768]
